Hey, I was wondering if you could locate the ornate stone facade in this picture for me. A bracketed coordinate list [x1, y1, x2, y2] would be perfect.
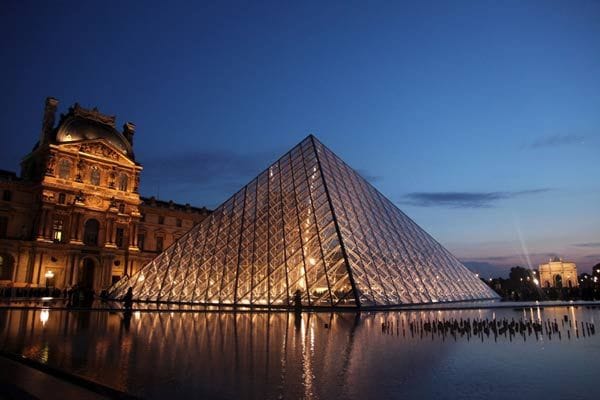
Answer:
[0, 98, 210, 292]
[538, 257, 578, 289]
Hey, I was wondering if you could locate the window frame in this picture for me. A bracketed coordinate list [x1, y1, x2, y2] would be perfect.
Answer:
[58, 159, 72, 179]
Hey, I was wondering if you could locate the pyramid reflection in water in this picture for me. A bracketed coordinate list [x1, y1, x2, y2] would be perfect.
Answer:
[109, 136, 498, 307]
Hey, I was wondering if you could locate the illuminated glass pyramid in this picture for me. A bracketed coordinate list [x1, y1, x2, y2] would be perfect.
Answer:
[110, 135, 498, 307]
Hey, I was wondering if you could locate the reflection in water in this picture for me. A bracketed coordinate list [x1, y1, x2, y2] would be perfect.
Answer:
[0, 307, 599, 400]
[40, 308, 49, 326]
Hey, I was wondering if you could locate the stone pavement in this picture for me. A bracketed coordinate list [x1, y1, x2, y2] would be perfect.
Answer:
[0, 355, 113, 400]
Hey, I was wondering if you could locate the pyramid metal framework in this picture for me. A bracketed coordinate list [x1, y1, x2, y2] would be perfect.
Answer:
[110, 136, 498, 307]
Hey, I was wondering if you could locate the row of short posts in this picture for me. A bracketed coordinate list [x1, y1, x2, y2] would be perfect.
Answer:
[380, 314, 596, 342]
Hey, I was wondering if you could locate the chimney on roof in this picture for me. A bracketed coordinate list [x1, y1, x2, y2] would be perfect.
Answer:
[40, 97, 58, 145]
[123, 122, 136, 145]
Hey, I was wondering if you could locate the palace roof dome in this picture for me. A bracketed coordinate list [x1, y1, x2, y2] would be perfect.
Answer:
[55, 115, 132, 155]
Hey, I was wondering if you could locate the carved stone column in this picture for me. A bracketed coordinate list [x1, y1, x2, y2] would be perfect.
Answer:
[128, 221, 139, 251]
[70, 211, 83, 244]
[70, 253, 80, 286]
[105, 215, 117, 248]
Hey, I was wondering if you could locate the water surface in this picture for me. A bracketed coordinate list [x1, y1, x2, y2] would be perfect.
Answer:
[1, 306, 598, 399]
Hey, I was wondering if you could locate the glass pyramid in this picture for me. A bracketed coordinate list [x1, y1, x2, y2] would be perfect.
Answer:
[110, 135, 498, 307]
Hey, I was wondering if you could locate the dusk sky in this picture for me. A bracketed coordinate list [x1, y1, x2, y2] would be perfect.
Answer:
[1, 0, 598, 276]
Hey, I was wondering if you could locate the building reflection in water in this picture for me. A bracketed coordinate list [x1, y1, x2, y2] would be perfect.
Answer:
[0, 307, 598, 399]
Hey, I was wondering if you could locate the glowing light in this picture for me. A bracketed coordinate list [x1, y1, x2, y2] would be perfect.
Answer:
[533, 278, 539, 286]
[44, 270, 54, 279]
[309, 257, 316, 266]
[40, 309, 49, 326]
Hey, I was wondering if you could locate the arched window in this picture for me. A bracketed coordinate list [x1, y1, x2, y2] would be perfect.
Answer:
[90, 166, 101, 186]
[58, 159, 72, 179]
[83, 219, 100, 246]
[0, 253, 14, 280]
[119, 174, 128, 191]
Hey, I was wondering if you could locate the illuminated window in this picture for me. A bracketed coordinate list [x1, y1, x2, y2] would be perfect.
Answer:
[119, 174, 128, 191]
[90, 166, 101, 186]
[58, 159, 71, 179]
[52, 218, 64, 242]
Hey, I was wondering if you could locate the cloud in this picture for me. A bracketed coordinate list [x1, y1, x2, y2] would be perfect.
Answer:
[464, 252, 558, 265]
[143, 149, 268, 183]
[356, 169, 382, 183]
[529, 134, 585, 149]
[399, 189, 551, 208]
[139, 148, 277, 204]
[572, 242, 600, 248]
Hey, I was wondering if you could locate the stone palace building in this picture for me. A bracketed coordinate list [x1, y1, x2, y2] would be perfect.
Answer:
[0, 98, 210, 292]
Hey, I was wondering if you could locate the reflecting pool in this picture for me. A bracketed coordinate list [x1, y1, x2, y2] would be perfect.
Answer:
[1, 306, 599, 399]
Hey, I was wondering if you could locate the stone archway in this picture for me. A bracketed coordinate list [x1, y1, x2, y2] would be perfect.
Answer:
[554, 274, 563, 289]
[78, 257, 98, 289]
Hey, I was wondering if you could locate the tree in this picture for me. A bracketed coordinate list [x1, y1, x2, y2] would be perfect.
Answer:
[593, 263, 600, 279]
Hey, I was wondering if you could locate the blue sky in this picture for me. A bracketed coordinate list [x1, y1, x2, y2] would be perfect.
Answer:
[1, 0, 598, 276]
